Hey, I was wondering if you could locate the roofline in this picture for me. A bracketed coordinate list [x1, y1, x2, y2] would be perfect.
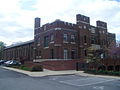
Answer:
[5, 40, 34, 49]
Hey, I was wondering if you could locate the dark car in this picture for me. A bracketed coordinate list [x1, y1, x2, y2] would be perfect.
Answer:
[4, 60, 21, 67]
[0, 60, 7, 65]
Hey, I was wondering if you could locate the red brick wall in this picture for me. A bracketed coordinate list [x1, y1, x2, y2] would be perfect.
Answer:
[25, 58, 120, 71]
[41, 60, 84, 71]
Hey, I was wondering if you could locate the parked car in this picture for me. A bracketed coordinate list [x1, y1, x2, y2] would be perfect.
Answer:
[0, 60, 7, 65]
[4, 60, 21, 67]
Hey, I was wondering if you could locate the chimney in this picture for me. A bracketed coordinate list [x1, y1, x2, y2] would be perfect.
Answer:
[96, 20, 107, 29]
[34, 17, 41, 29]
[76, 14, 90, 24]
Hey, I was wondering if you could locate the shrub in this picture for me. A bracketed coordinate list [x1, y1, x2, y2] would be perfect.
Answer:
[85, 69, 120, 76]
[10, 64, 43, 72]
[19, 66, 32, 71]
[109, 71, 115, 75]
[10, 65, 31, 71]
[114, 72, 120, 76]
[31, 65, 43, 72]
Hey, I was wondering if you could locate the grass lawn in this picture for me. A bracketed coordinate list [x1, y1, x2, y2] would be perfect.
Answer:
[10, 65, 43, 72]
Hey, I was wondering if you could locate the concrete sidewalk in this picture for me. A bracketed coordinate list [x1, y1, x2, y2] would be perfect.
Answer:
[1, 66, 120, 79]
[1, 66, 82, 77]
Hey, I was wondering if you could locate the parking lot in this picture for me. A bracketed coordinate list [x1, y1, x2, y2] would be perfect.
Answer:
[47, 75, 120, 90]
[0, 67, 120, 90]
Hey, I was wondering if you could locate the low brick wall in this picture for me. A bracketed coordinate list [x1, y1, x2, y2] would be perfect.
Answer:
[25, 58, 120, 71]
[41, 60, 84, 71]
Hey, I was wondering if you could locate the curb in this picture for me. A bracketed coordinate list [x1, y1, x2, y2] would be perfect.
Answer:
[1, 66, 79, 77]
[1, 66, 120, 79]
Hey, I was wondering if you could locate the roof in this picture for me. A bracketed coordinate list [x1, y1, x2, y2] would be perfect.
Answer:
[5, 40, 34, 49]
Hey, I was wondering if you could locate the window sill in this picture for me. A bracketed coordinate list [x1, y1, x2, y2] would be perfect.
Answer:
[84, 43, 87, 45]
[50, 41, 54, 44]
[37, 44, 40, 46]
[63, 41, 69, 43]
[44, 47, 49, 49]
[71, 42, 76, 44]
[36, 56, 41, 59]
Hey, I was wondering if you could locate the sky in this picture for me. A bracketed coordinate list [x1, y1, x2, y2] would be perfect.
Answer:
[0, 0, 120, 45]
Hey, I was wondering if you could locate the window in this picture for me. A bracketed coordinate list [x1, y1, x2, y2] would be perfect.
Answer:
[50, 34, 54, 42]
[50, 49, 54, 59]
[36, 50, 41, 59]
[91, 29, 95, 33]
[79, 26, 82, 29]
[103, 30, 105, 34]
[91, 27, 95, 33]
[71, 34, 75, 42]
[83, 17, 86, 21]
[71, 49, 76, 59]
[64, 49, 68, 59]
[84, 50, 87, 56]
[44, 36, 49, 47]
[91, 39, 94, 44]
[38, 50, 41, 57]
[83, 25, 86, 29]
[63, 34, 68, 42]
[84, 35, 87, 43]
[91, 36, 96, 44]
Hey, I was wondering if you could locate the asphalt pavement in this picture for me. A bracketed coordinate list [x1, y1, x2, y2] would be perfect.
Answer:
[0, 67, 120, 90]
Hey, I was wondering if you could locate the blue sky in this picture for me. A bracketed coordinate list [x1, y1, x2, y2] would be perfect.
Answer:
[0, 0, 120, 45]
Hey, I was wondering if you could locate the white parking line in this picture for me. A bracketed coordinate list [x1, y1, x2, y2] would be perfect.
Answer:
[61, 77, 97, 82]
[93, 86, 104, 90]
[60, 78, 116, 87]
[49, 75, 80, 81]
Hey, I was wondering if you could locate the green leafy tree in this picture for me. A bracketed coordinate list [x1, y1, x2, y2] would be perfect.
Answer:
[0, 41, 6, 59]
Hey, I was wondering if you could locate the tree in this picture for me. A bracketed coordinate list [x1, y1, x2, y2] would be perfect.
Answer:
[85, 44, 104, 70]
[0, 41, 6, 59]
[108, 40, 120, 59]
[107, 40, 120, 71]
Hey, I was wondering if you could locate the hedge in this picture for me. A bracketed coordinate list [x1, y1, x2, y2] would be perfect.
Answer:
[11, 65, 43, 72]
[85, 69, 120, 76]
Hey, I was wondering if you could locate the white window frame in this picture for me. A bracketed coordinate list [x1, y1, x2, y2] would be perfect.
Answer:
[83, 25, 87, 29]
[63, 34, 68, 42]
[71, 34, 75, 42]
[64, 49, 68, 59]
[50, 34, 54, 41]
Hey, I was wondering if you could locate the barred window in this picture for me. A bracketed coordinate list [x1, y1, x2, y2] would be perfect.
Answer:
[63, 34, 68, 42]
[71, 35, 75, 42]
[44, 36, 49, 47]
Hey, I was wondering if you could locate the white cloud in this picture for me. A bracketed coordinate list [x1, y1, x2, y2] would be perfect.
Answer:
[0, 0, 120, 45]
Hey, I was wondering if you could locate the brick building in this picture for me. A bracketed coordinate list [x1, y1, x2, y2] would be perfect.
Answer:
[3, 40, 34, 62]
[3, 14, 117, 70]
[34, 14, 115, 61]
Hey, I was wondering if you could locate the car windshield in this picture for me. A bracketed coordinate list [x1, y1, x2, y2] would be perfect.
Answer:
[9, 61, 14, 64]
[5, 61, 11, 64]
[0, 60, 3, 62]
